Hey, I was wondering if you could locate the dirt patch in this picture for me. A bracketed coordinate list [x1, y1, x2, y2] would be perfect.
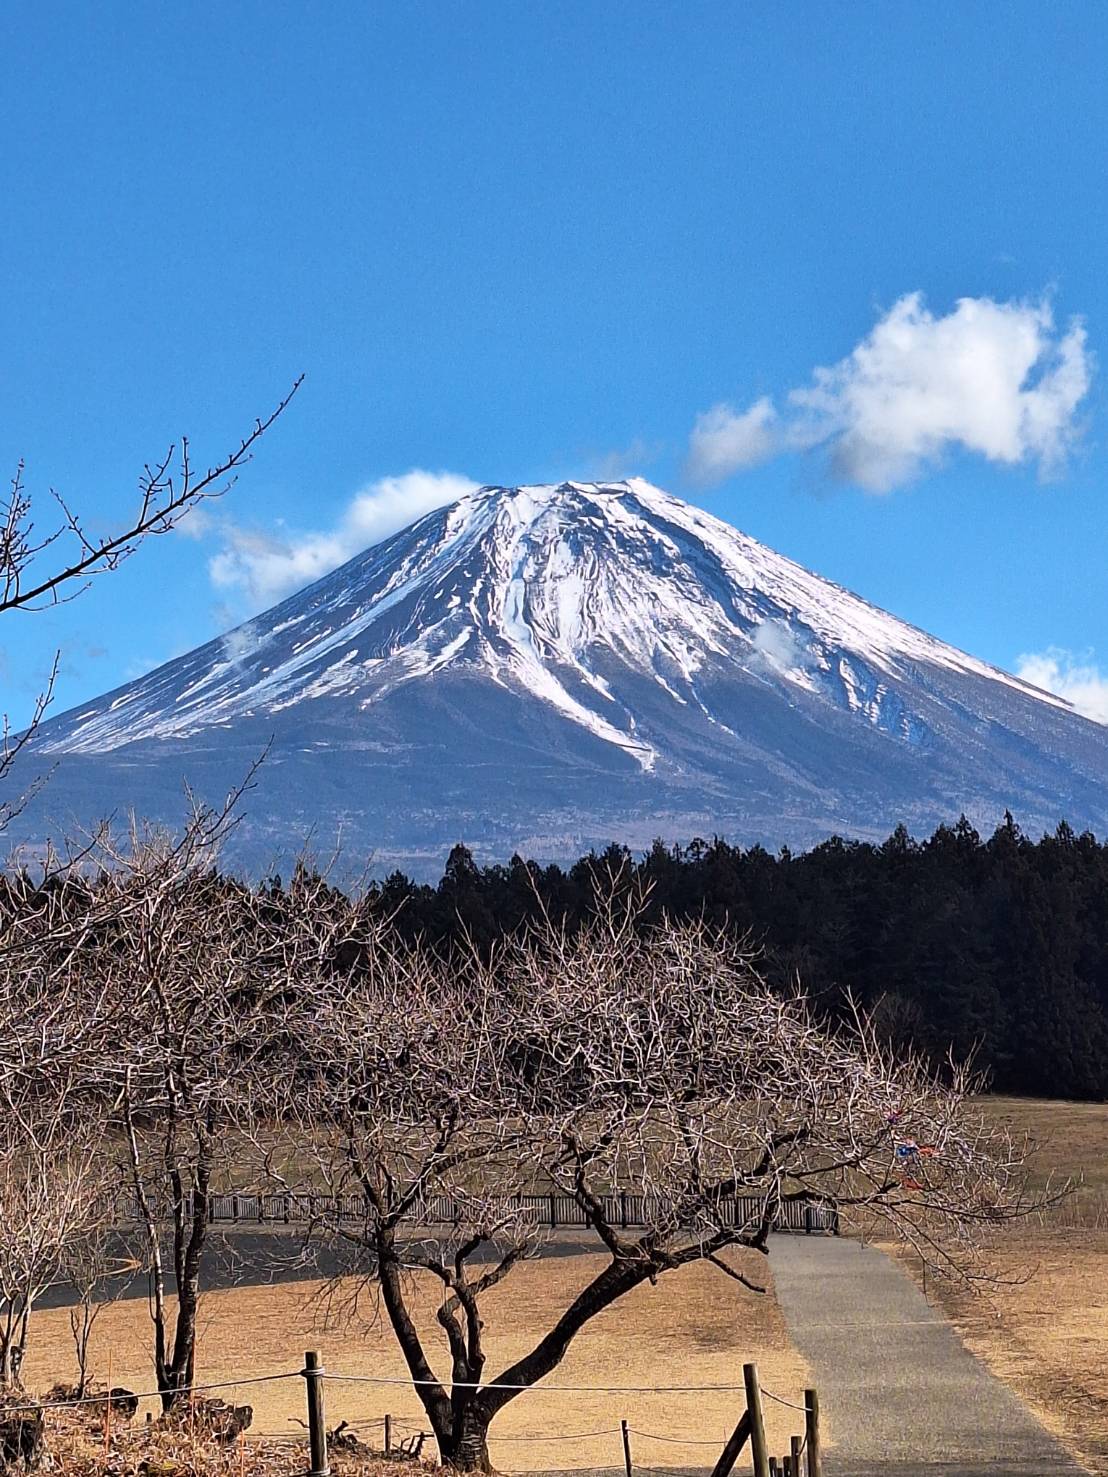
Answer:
[22, 1250, 810, 1473]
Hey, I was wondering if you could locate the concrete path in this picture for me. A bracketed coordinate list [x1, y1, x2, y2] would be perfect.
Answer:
[768, 1234, 1086, 1477]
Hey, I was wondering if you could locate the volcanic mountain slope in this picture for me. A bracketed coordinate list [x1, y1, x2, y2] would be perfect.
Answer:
[9, 478, 1108, 875]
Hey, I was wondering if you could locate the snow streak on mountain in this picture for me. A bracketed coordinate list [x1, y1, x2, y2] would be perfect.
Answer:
[12, 480, 1108, 874]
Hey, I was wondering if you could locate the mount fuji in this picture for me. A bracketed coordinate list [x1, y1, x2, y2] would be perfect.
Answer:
[9, 478, 1108, 875]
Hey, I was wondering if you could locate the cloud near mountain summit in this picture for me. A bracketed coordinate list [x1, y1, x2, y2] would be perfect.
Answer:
[202, 469, 479, 610]
[687, 293, 1093, 492]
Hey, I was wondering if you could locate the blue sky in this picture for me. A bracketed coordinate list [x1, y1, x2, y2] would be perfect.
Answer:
[3, 1, 1108, 730]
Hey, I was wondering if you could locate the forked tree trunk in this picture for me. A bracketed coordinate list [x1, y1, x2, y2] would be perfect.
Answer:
[428, 1258, 653, 1470]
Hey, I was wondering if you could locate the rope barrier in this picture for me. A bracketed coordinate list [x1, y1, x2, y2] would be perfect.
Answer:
[502, 1467, 624, 1476]
[26, 1361, 811, 1461]
[490, 1427, 621, 1443]
[32, 1370, 301, 1411]
[324, 1370, 752, 1393]
[628, 1427, 729, 1446]
[758, 1386, 807, 1413]
[23, 1359, 804, 1407]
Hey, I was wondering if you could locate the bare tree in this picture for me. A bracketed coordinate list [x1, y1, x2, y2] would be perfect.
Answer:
[0, 862, 125, 1390]
[0, 1086, 109, 1386]
[1, 381, 301, 620]
[63, 1217, 135, 1398]
[272, 891, 1051, 1472]
[87, 810, 347, 1409]
[0, 379, 301, 825]
[89, 818, 266, 1408]
[0, 781, 334, 1407]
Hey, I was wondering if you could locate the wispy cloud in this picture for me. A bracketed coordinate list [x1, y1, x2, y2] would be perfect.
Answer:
[201, 469, 479, 610]
[687, 398, 776, 484]
[1016, 647, 1108, 724]
[582, 437, 665, 482]
[687, 293, 1093, 492]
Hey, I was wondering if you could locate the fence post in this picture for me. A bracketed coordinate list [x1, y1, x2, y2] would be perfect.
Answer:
[620, 1418, 633, 1477]
[384, 1414, 392, 1454]
[804, 1389, 821, 1477]
[707, 1408, 751, 1477]
[550, 1192, 557, 1229]
[791, 1434, 802, 1475]
[743, 1364, 770, 1477]
[302, 1350, 329, 1477]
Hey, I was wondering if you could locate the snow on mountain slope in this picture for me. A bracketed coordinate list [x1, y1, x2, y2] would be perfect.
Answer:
[14, 479, 1108, 875]
[33, 479, 1070, 754]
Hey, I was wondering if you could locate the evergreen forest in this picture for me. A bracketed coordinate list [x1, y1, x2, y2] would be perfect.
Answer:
[366, 814, 1108, 1101]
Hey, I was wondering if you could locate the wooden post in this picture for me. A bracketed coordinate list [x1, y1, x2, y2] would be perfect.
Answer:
[103, 1351, 112, 1458]
[103, 1349, 113, 1457]
[707, 1411, 751, 1477]
[743, 1364, 770, 1477]
[302, 1351, 329, 1477]
[768, 1459, 779, 1477]
[384, 1414, 392, 1454]
[550, 1192, 557, 1229]
[791, 1434, 802, 1476]
[804, 1389, 821, 1477]
[621, 1418, 633, 1477]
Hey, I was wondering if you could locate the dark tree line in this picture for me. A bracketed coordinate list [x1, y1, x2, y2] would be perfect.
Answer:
[366, 814, 1108, 1102]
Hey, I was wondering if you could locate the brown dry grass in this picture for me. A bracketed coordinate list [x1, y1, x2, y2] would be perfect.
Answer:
[23, 1250, 811, 1473]
[34, 1401, 449, 1477]
[979, 1094, 1108, 1225]
[890, 1095, 1108, 1476]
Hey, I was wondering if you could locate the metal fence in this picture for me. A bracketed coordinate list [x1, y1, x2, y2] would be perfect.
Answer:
[141, 1190, 838, 1235]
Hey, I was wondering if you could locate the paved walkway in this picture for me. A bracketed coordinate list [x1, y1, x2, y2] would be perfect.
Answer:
[768, 1234, 1086, 1477]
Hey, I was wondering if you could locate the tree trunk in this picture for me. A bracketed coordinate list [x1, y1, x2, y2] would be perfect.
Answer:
[438, 1407, 493, 1473]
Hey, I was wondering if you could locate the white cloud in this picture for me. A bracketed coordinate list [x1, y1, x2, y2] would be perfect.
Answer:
[205, 469, 479, 609]
[688, 293, 1093, 492]
[1015, 647, 1108, 724]
[686, 397, 777, 484]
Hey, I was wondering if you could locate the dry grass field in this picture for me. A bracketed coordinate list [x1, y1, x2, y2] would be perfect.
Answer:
[893, 1096, 1108, 1476]
[22, 1250, 813, 1474]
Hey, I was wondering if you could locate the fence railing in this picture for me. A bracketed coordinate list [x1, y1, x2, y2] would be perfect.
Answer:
[124, 1189, 839, 1235]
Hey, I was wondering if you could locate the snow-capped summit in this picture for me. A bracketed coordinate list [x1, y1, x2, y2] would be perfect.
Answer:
[13, 479, 1108, 873]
